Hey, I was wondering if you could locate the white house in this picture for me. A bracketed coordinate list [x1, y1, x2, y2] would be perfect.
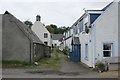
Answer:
[65, 1, 120, 68]
[32, 15, 52, 46]
[91, 1, 119, 67]
[52, 34, 63, 48]
[63, 27, 73, 51]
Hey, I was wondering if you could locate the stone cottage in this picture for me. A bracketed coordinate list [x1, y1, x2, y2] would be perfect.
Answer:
[2, 11, 45, 63]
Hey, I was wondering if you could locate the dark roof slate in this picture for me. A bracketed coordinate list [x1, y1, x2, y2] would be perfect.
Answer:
[3, 11, 44, 44]
[52, 34, 63, 40]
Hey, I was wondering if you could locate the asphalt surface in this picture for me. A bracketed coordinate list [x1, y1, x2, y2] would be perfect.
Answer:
[2, 53, 101, 78]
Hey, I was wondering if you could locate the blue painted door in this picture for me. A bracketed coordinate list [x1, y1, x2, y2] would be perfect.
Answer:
[70, 44, 81, 62]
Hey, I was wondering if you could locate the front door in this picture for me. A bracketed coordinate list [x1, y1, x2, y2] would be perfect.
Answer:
[70, 44, 81, 62]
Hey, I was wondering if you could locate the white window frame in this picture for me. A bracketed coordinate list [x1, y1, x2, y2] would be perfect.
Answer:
[103, 43, 113, 57]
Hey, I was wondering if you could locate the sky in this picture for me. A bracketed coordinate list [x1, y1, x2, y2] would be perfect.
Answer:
[0, 0, 114, 27]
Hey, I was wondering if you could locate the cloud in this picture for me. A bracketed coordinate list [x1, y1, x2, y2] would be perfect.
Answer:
[1, 0, 113, 2]
[0, 0, 113, 27]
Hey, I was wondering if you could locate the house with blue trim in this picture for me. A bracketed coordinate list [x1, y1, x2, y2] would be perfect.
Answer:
[91, 1, 119, 68]
[63, 27, 73, 51]
[64, 1, 120, 68]
[71, 9, 103, 66]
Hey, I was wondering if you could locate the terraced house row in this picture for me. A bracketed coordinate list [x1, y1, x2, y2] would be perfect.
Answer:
[63, 1, 120, 69]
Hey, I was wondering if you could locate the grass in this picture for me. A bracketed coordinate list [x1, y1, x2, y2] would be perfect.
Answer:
[37, 48, 61, 70]
[2, 48, 61, 69]
[2, 60, 32, 68]
[0, 61, 2, 64]
[65, 57, 70, 62]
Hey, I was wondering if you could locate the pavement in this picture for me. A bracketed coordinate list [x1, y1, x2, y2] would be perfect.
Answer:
[2, 53, 118, 78]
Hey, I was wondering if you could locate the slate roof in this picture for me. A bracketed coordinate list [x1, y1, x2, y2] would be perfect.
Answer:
[3, 11, 44, 44]
[52, 34, 63, 41]
[71, 37, 80, 45]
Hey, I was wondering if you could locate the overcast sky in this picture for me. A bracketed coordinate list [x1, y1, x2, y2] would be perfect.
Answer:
[0, 0, 113, 27]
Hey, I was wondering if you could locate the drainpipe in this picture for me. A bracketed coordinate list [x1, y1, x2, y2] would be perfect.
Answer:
[92, 24, 96, 68]
[30, 41, 34, 63]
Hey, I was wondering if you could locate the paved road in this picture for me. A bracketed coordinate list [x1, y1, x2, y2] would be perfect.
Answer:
[2, 53, 101, 78]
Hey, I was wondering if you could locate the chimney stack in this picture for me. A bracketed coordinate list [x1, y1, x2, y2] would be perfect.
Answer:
[36, 15, 41, 21]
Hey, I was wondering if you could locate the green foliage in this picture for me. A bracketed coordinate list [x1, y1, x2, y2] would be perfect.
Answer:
[24, 20, 33, 29]
[95, 61, 105, 72]
[2, 60, 32, 67]
[63, 49, 70, 56]
[46, 24, 69, 34]
[37, 48, 61, 70]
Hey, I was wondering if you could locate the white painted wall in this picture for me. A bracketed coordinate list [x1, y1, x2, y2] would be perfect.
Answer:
[32, 21, 51, 46]
[79, 33, 93, 67]
[92, 2, 118, 64]
[0, 14, 1, 79]
[63, 28, 73, 51]
[78, 2, 119, 68]
[52, 40, 61, 47]
[65, 37, 72, 50]
[59, 42, 64, 51]
[118, 1, 120, 58]
[79, 14, 93, 67]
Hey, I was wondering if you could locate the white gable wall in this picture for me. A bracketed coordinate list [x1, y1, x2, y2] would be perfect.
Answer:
[32, 21, 51, 46]
[118, 1, 120, 57]
[52, 40, 61, 47]
[0, 14, 2, 62]
[92, 2, 118, 64]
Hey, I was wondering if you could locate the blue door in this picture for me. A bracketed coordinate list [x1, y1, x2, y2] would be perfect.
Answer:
[70, 44, 81, 62]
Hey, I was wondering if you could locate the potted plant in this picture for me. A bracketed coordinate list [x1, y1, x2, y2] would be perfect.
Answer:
[95, 61, 105, 73]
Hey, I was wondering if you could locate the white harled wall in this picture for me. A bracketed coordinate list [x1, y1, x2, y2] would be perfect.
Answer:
[92, 2, 118, 64]
[32, 21, 51, 46]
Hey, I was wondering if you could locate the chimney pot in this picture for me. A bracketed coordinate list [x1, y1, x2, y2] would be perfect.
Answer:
[36, 15, 41, 21]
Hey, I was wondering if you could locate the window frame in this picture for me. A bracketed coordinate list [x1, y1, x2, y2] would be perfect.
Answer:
[44, 33, 48, 38]
[103, 43, 113, 57]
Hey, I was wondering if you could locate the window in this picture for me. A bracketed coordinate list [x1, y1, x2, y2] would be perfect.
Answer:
[85, 23, 89, 34]
[44, 33, 48, 38]
[79, 19, 83, 33]
[54, 44, 57, 47]
[44, 41, 48, 46]
[85, 44, 88, 60]
[103, 43, 113, 57]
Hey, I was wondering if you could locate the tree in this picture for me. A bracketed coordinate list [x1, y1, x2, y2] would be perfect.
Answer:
[24, 20, 33, 29]
[46, 25, 54, 33]
[46, 24, 58, 34]
[46, 24, 69, 34]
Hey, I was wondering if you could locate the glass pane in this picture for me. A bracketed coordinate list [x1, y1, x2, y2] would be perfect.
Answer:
[103, 51, 111, 57]
[103, 44, 111, 50]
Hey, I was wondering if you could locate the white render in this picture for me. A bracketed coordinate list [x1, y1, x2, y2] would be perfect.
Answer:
[32, 16, 51, 46]
[80, 2, 119, 67]
[63, 28, 73, 51]
[92, 2, 119, 64]
[64, 1, 120, 68]
[0, 14, 2, 67]
[52, 40, 61, 47]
